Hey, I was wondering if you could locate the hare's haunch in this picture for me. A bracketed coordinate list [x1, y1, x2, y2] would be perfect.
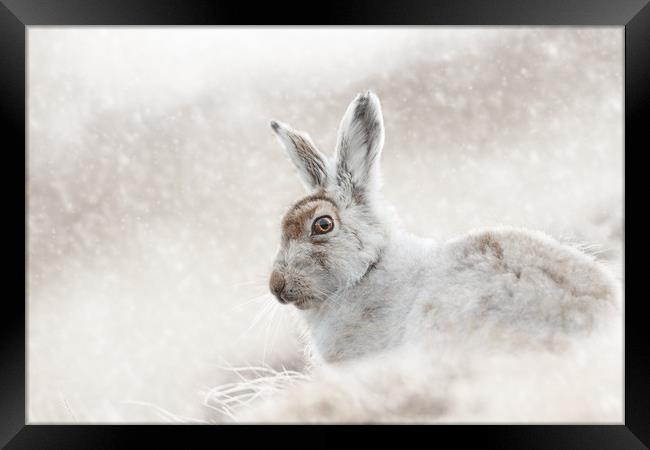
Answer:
[268, 91, 617, 363]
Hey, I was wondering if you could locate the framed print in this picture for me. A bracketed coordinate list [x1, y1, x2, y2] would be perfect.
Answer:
[2, 0, 648, 448]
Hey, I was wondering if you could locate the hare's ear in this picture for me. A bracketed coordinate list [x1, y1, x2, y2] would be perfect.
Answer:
[270, 120, 329, 192]
[334, 91, 385, 203]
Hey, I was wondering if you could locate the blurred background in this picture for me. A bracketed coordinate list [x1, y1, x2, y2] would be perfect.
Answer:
[27, 27, 623, 422]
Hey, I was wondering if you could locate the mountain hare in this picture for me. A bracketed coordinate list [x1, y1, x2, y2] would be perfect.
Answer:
[268, 91, 618, 363]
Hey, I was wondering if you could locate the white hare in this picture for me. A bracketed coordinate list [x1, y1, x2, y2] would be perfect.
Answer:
[268, 91, 617, 364]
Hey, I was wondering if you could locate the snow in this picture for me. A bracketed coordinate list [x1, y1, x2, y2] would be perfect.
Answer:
[27, 27, 622, 422]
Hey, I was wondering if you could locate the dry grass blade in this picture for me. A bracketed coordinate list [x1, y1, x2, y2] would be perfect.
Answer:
[202, 363, 309, 421]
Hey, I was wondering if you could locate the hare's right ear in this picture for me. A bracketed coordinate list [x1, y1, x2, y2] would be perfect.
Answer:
[334, 91, 385, 203]
[270, 120, 329, 192]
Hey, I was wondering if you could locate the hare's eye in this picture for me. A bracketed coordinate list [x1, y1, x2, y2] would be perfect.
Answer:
[312, 216, 334, 235]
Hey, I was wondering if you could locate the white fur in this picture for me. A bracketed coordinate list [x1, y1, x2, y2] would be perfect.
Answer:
[270, 91, 619, 365]
[303, 225, 617, 363]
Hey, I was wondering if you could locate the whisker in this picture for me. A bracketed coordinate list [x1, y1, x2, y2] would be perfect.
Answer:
[242, 300, 274, 336]
[262, 304, 280, 364]
[230, 292, 273, 313]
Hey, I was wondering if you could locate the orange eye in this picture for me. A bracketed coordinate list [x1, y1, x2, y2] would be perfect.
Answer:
[312, 216, 334, 235]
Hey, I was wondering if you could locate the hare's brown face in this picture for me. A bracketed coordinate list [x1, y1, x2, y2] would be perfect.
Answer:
[269, 189, 386, 310]
[268, 91, 386, 310]
[269, 193, 342, 309]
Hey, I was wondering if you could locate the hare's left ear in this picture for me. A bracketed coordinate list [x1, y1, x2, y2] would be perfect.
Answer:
[270, 120, 329, 192]
[334, 91, 385, 202]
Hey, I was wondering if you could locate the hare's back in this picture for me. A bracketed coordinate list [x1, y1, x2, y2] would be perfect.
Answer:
[454, 227, 614, 294]
[408, 227, 618, 348]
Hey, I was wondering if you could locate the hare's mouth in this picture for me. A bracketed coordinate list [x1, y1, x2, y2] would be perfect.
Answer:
[277, 292, 317, 310]
[292, 298, 310, 310]
[284, 295, 314, 310]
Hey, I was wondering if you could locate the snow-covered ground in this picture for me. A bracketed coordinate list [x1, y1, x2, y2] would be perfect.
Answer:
[27, 28, 623, 423]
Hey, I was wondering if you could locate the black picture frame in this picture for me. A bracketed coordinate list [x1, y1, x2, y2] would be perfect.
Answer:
[2, 0, 647, 448]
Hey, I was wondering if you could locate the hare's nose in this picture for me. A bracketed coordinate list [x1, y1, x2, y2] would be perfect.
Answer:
[269, 271, 287, 303]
